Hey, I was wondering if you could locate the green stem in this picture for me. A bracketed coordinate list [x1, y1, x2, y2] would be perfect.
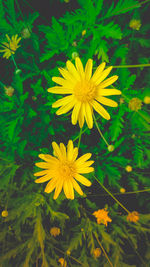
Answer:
[94, 175, 130, 214]
[88, 188, 150, 197]
[113, 64, 150, 68]
[78, 127, 83, 149]
[11, 54, 18, 70]
[93, 114, 109, 147]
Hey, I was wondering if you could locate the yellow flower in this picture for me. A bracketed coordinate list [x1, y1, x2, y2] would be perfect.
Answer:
[129, 19, 141, 30]
[82, 30, 86, 36]
[128, 98, 142, 111]
[127, 211, 139, 223]
[93, 248, 101, 258]
[58, 258, 67, 267]
[0, 34, 21, 59]
[93, 208, 112, 226]
[125, 165, 132, 172]
[120, 188, 126, 193]
[34, 140, 94, 200]
[50, 227, 61, 237]
[144, 96, 150, 104]
[1, 210, 8, 217]
[48, 57, 121, 129]
[4, 86, 15, 97]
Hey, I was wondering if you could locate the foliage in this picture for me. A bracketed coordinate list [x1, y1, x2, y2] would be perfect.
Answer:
[0, 0, 150, 266]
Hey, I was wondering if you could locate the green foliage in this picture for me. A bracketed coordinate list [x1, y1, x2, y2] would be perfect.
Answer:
[0, 0, 150, 266]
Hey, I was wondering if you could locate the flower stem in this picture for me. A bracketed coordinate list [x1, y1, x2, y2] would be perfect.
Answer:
[78, 127, 83, 149]
[93, 114, 109, 147]
[113, 64, 150, 68]
[94, 175, 130, 214]
[11, 54, 18, 70]
[94, 233, 114, 267]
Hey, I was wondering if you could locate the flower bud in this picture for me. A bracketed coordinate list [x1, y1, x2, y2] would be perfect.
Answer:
[21, 28, 31, 39]
[129, 19, 141, 30]
[93, 248, 101, 258]
[72, 52, 79, 60]
[108, 145, 115, 152]
[143, 96, 150, 104]
[1, 210, 8, 217]
[4, 86, 14, 97]
[82, 30, 86, 36]
[120, 188, 126, 193]
[125, 165, 132, 172]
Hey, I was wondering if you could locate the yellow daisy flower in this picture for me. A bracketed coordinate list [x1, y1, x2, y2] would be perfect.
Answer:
[34, 140, 94, 200]
[50, 227, 61, 237]
[58, 258, 67, 267]
[0, 34, 21, 59]
[48, 57, 121, 129]
[93, 208, 112, 226]
[127, 211, 139, 223]
[93, 248, 101, 258]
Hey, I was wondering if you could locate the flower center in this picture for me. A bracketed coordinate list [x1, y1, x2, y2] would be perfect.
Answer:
[59, 161, 75, 180]
[74, 80, 96, 102]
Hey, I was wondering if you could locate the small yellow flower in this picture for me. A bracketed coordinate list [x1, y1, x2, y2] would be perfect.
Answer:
[125, 165, 132, 172]
[48, 57, 121, 129]
[34, 140, 94, 200]
[129, 19, 141, 30]
[82, 30, 86, 36]
[107, 145, 114, 152]
[1, 210, 8, 217]
[0, 34, 21, 59]
[93, 248, 101, 258]
[50, 227, 60, 237]
[93, 208, 112, 226]
[66, 250, 71, 255]
[143, 96, 150, 104]
[58, 258, 67, 267]
[127, 211, 139, 222]
[120, 188, 126, 193]
[4, 86, 15, 97]
[128, 98, 142, 111]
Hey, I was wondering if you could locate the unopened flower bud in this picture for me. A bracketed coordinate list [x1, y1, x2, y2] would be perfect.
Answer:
[4, 86, 14, 97]
[15, 69, 22, 74]
[93, 248, 101, 258]
[21, 28, 31, 39]
[143, 96, 150, 104]
[82, 30, 86, 36]
[108, 145, 115, 152]
[120, 188, 126, 193]
[129, 19, 141, 30]
[72, 52, 79, 60]
[125, 165, 132, 172]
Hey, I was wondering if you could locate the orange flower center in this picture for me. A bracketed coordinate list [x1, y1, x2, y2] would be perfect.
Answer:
[74, 80, 96, 102]
[59, 161, 75, 179]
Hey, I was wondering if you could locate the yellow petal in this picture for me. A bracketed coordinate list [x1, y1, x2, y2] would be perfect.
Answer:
[94, 67, 113, 86]
[84, 103, 93, 129]
[96, 96, 118, 107]
[78, 103, 85, 128]
[56, 99, 76, 115]
[98, 75, 118, 88]
[52, 95, 74, 108]
[44, 178, 57, 193]
[98, 88, 121, 96]
[66, 60, 80, 81]
[60, 143, 66, 159]
[52, 77, 73, 88]
[91, 62, 106, 82]
[72, 178, 83, 195]
[63, 180, 74, 199]
[85, 59, 93, 81]
[91, 100, 110, 120]
[52, 142, 62, 159]
[74, 173, 92, 186]
[53, 179, 64, 199]
[76, 166, 94, 174]
[48, 86, 73, 94]
[67, 140, 74, 161]
[76, 160, 94, 168]
[38, 154, 58, 163]
[75, 153, 92, 165]
[35, 162, 51, 169]
[71, 101, 81, 125]
[75, 57, 84, 79]
[58, 67, 76, 84]
[35, 174, 53, 183]
[72, 147, 78, 162]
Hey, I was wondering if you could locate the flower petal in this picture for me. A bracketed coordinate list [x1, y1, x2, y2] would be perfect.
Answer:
[58, 67, 76, 84]
[56, 98, 76, 115]
[66, 60, 80, 81]
[71, 101, 81, 125]
[74, 173, 92, 186]
[78, 103, 85, 128]
[52, 95, 74, 108]
[53, 179, 64, 199]
[34, 170, 50, 177]
[98, 75, 118, 88]
[94, 67, 113, 86]
[72, 147, 78, 162]
[35, 173, 53, 183]
[85, 59, 93, 81]
[91, 100, 110, 120]
[75, 57, 84, 79]
[75, 153, 92, 165]
[38, 154, 58, 163]
[35, 162, 51, 169]
[67, 140, 74, 161]
[48, 86, 73, 94]
[96, 96, 118, 107]
[76, 166, 94, 174]
[52, 77, 73, 88]
[72, 178, 83, 195]
[98, 88, 121, 96]
[63, 180, 74, 199]
[91, 62, 106, 82]
[60, 143, 67, 159]
[84, 102, 93, 129]
[44, 178, 57, 193]
[52, 142, 62, 159]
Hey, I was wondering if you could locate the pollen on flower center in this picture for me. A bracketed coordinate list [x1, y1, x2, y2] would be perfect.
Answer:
[59, 161, 75, 179]
[74, 80, 96, 102]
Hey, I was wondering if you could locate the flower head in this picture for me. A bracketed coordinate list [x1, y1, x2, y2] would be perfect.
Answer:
[1, 210, 8, 217]
[129, 19, 141, 30]
[93, 248, 101, 258]
[34, 140, 94, 200]
[58, 258, 67, 267]
[48, 57, 121, 129]
[50, 227, 61, 237]
[127, 211, 139, 223]
[125, 165, 132, 172]
[0, 34, 21, 59]
[128, 98, 142, 111]
[144, 96, 150, 104]
[120, 188, 126, 193]
[93, 208, 112, 226]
